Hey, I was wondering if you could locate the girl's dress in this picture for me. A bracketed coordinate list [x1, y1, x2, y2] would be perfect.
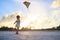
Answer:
[15, 19, 20, 27]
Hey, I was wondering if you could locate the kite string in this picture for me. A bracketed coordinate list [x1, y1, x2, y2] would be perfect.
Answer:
[27, 8, 29, 13]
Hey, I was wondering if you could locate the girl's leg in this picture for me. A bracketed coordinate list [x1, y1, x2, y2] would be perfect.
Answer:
[16, 27, 19, 34]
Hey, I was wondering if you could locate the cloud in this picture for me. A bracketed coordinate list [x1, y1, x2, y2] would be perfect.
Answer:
[0, 0, 60, 29]
[49, 10, 60, 28]
[51, 0, 60, 8]
[0, 11, 22, 28]
[51, 10, 60, 16]
[50, 0, 60, 27]
[51, 10, 60, 24]
[43, 17, 59, 28]
[0, 11, 59, 29]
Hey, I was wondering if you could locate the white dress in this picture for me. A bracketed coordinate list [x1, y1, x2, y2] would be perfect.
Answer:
[16, 19, 20, 27]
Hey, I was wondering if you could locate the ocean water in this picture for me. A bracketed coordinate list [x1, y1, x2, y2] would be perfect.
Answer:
[0, 31, 60, 40]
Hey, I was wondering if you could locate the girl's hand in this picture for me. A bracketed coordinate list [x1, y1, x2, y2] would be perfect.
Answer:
[14, 23, 15, 24]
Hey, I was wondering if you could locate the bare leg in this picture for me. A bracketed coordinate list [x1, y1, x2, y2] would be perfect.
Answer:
[16, 27, 19, 34]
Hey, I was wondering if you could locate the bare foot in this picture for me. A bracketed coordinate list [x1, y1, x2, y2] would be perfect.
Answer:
[16, 32, 19, 34]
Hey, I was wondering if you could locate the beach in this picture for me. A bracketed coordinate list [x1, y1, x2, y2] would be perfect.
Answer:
[0, 31, 60, 40]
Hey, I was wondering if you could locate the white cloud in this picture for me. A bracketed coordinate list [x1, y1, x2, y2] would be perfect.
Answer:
[0, 0, 60, 29]
[40, 9, 60, 28]
[51, 10, 60, 16]
[0, 11, 22, 28]
[51, 0, 60, 8]
[51, 10, 60, 24]
[50, 0, 60, 28]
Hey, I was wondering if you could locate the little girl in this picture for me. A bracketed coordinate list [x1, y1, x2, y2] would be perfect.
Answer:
[14, 15, 20, 34]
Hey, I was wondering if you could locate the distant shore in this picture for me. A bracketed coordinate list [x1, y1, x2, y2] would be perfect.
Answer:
[0, 28, 60, 31]
[0, 26, 60, 31]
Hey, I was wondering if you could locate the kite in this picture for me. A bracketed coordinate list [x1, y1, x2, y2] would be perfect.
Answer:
[23, 1, 30, 8]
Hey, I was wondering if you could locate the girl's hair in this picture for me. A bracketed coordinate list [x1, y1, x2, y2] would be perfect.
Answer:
[16, 15, 20, 19]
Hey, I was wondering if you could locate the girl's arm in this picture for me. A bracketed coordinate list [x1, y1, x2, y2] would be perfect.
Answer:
[14, 21, 17, 24]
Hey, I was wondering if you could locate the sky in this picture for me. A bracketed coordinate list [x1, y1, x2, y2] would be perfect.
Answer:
[0, 0, 60, 29]
[0, 0, 53, 19]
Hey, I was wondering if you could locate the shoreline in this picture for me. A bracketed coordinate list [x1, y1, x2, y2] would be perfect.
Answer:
[0, 29, 60, 31]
